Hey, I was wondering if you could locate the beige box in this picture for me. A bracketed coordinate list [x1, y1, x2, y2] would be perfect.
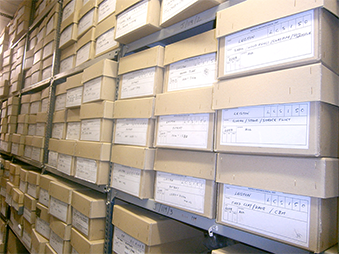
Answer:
[217, 154, 339, 199]
[95, 13, 119, 56]
[50, 216, 72, 240]
[57, 139, 76, 176]
[39, 174, 58, 207]
[216, 183, 338, 253]
[74, 140, 111, 161]
[9, 173, 20, 186]
[112, 204, 207, 253]
[97, 0, 116, 23]
[77, 4, 98, 38]
[24, 193, 37, 211]
[60, 43, 77, 72]
[62, 0, 81, 22]
[66, 85, 83, 108]
[154, 87, 215, 151]
[215, 101, 339, 157]
[45, 243, 58, 254]
[31, 229, 49, 254]
[154, 148, 216, 218]
[80, 118, 113, 142]
[76, 37, 96, 66]
[118, 46, 164, 99]
[66, 72, 83, 89]
[43, 36, 56, 60]
[49, 230, 71, 254]
[71, 228, 104, 253]
[60, 22, 78, 49]
[115, 0, 161, 44]
[12, 187, 24, 204]
[36, 203, 51, 239]
[71, 190, 106, 240]
[46, 11, 59, 35]
[27, 170, 40, 198]
[80, 100, 114, 118]
[212, 244, 270, 254]
[216, 1, 339, 79]
[23, 206, 36, 224]
[20, 102, 30, 115]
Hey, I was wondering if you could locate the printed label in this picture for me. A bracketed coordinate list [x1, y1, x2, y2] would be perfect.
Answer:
[168, 53, 216, 91]
[52, 123, 65, 139]
[66, 86, 83, 107]
[60, 56, 74, 73]
[96, 28, 117, 56]
[39, 188, 50, 207]
[78, 9, 94, 36]
[83, 77, 103, 103]
[157, 113, 210, 148]
[55, 93, 66, 111]
[112, 164, 141, 196]
[116, 0, 148, 38]
[62, 0, 75, 22]
[221, 184, 311, 247]
[220, 102, 310, 149]
[113, 227, 146, 254]
[75, 157, 97, 183]
[58, 153, 73, 175]
[36, 217, 50, 239]
[98, 0, 116, 22]
[72, 208, 89, 236]
[161, 0, 197, 23]
[48, 150, 58, 167]
[120, 67, 156, 99]
[155, 171, 206, 213]
[114, 118, 149, 146]
[76, 42, 91, 66]
[66, 122, 81, 140]
[224, 10, 314, 75]
[50, 230, 64, 254]
[81, 119, 102, 141]
[50, 196, 68, 222]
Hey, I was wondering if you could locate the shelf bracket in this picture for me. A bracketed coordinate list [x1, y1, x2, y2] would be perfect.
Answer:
[208, 224, 219, 237]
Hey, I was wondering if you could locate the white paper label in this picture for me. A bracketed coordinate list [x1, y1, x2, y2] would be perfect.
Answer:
[112, 164, 141, 196]
[121, 67, 156, 99]
[66, 86, 83, 107]
[29, 37, 37, 50]
[42, 66, 52, 80]
[50, 230, 64, 254]
[168, 53, 216, 91]
[83, 77, 103, 103]
[78, 9, 94, 36]
[81, 119, 102, 141]
[75, 157, 97, 183]
[72, 208, 89, 236]
[28, 124, 36, 135]
[116, 0, 148, 38]
[57, 153, 73, 175]
[98, 0, 116, 22]
[19, 180, 27, 193]
[31, 71, 40, 84]
[66, 122, 81, 140]
[36, 122, 46, 136]
[27, 183, 37, 198]
[76, 42, 91, 66]
[43, 42, 53, 59]
[60, 56, 75, 73]
[42, 98, 49, 112]
[157, 113, 210, 149]
[220, 102, 310, 149]
[96, 28, 117, 56]
[113, 227, 146, 254]
[31, 101, 41, 114]
[46, 16, 55, 35]
[39, 188, 50, 207]
[31, 147, 42, 161]
[48, 150, 58, 167]
[24, 146, 32, 158]
[224, 10, 314, 75]
[114, 118, 149, 146]
[155, 171, 205, 213]
[161, 0, 197, 23]
[23, 207, 32, 223]
[60, 24, 73, 47]
[50, 196, 68, 222]
[52, 123, 65, 139]
[36, 217, 50, 239]
[33, 49, 42, 64]
[62, 0, 75, 22]
[55, 94, 66, 111]
[22, 229, 32, 248]
[221, 184, 311, 247]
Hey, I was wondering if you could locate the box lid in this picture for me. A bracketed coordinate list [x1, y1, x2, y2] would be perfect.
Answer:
[57, 139, 76, 155]
[74, 140, 111, 161]
[49, 180, 86, 204]
[39, 174, 58, 191]
[67, 107, 81, 121]
[66, 72, 83, 89]
[50, 216, 72, 240]
[71, 189, 106, 218]
[79, 100, 114, 119]
[27, 171, 40, 185]
[95, 13, 116, 38]
[71, 228, 104, 253]
[82, 59, 118, 82]
[114, 97, 155, 118]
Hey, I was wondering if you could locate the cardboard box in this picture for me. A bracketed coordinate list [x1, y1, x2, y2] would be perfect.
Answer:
[212, 243, 270, 254]
[60, 22, 78, 49]
[45, 243, 58, 254]
[55, 94, 67, 112]
[217, 153, 339, 199]
[115, 0, 161, 44]
[112, 204, 206, 253]
[60, 43, 77, 72]
[216, 183, 338, 253]
[74, 140, 111, 161]
[31, 229, 49, 254]
[76, 39, 96, 66]
[95, 13, 119, 56]
[80, 100, 114, 118]
[50, 216, 72, 240]
[19, 168, 28, 192]
[71, 228, 104, 253]
[57, 140, 76, 176]
[118, 46, 164, 99]
[66, 108, 81, 140]
[97, 0, 116, 23]
[36, 202, 51, 239]
[80, 118, 113, 142]
[154, 148, 216, 218]
[160, 0, 223, 27]
[46, 12, 59, 35]
[66, 85, 83, 108]
[27, 171, 40, 198]
[7, 229, 27, 254]
[43, 35, 56, 60]
[77, 3, 98, 38]
[10, 207, 23, 237]
[71, 190, 106, 240]
[22, 218, 33, 249]
[215, 101, 339, 157]
[62, 0, 81, 23]
[49, 230, 72, 254]
[39, 174, 58, 207]
[216, 1, 339, 79]
[24, 192, 37, 211]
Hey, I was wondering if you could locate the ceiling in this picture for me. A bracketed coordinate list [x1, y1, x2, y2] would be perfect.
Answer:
[0, 0, 24, 34]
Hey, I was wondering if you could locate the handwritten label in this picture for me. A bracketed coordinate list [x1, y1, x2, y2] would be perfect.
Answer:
[76, 42, 91, 66]
[39, 188, 50, 207]
[155, 171, 206, 213]
[78, 8, 95, 36]
[161, 0, 198, 24]
[220, 102, 310, 149]
[50, 196, 68, 223]
[66, 122, 80, 140]
[83, 77, 103, 103]
[114, 118, 149, 146]
[55, 94, 66, 111]
[224, 10, 314, 75]
[115, 0, 148, 38]
[120, 67, 156, 99]
[75, 157, 97, 183]
[168, 53, 216, 91]
[81, 119, 102, 141]
[156, 113, 209, 149]
[98, 0, 116, 22]
[60, 24, 74, 47]
[57, 153, 73, 175]
[48, 150, 58, 167]
[72, 208, 89, 236]
[62, 0, 75, 22]
[50, 230, 64, 254]
[96, 28, 117, 56]
[111, 164, 141, 196]
[66, 86, 83, 108]
[113, 227, 146, 254]
[60, 56, 75, 73]
[52, 123, 65, 139]
[36, 217, 50, 239]
[221, 184, 310, 247]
